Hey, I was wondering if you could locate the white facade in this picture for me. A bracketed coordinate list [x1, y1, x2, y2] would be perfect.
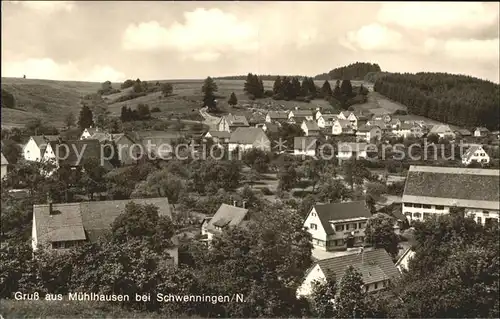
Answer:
[402, 202, 499, 225]
[314, 110, 323, 120]
[218, 118, 230, 132]
[332, 122, 343, 135]
[462, 146, 490, 165]
[347, 113, 358, 129]
[265, 114, 272, 123]
[80, 129, 94, 139]
[23, 137, 44, 161]
[43, 143, 57, 163]
[392, 127, 412, 138]
[395, 249, 416, 273]
[1, 164, 7, 179]
[296, 264, 326, 298]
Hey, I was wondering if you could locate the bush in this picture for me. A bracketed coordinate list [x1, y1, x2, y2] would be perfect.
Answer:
[121, 79, 135, 89]
[261, 187, 273, 195]
[114, 92, 147, 103]
[151, 107, 161, 113]
[248, 94, 256, 100]
[1, 89, 15, 108]
[264, 90, 273, 97]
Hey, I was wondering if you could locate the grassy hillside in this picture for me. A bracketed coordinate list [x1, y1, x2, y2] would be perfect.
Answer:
[1, 78, 350, 129]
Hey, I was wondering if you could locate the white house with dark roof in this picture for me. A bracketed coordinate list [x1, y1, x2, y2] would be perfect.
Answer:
[474, 127, 490, 137]
[296, 248, 400, 298]
[429, 124, 456, 140]
[395, 247, 416, 273]
[217, 114, 249, 132]
[301, 120, 321, 136]
[80, 127, 104, 140]
[304, 201, 372, 251]
[294, 136, 318, 156]
[42, 139, 112, 169]
[332, 119, 354, 135]
[1, 152, 9, 179]
[228, 127, 271, 152]
[84, 132, 137, 165]
[402, 166, 499, 224]
[32, 197, 178, 264]
[203, 131, 231, 144]
[23, 135, 60, 162]
[392, 123, 414, 138]
[201, 203, 250, 243]
[265, 111, 288, 123]
[356, 125, 381, 142]
[461, 145, 490, 166]
[317, 114, 337, 128]
[288, 109, 315, 121]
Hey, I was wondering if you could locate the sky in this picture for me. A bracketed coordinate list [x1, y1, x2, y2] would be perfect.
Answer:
[1, 1, 499, 83]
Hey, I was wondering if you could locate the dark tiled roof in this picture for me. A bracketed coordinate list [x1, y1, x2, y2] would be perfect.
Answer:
[403, 166, 500, 207]
[33, 197, 171, 248]
[317, 249, 400, 285]
[476, 127, 490, 132]
[267, 111, 288, 119]
[206, 131, 231, 139]
[303, 120, 320, 131]
[311, 201, 371, 235]
[229, 127, 268, 145]
[292, 110, 315, 117]
[225, 114, 249, 126]
[264, 122, 280, 133]
[207, 203, 248, 234]
[455, 129, 472, 136]
[294, 137, 318, 150]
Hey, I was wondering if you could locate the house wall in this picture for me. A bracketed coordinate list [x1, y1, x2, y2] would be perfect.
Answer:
[1, 165, 7, 179]
[317, 117, 326, 128]
[332, 123, 343, 135]
[23, 138, 42, 161]
[396, 250, 416, 273]
[166, 247, 179, 266]
[43, 144, 57, 162]
[462, 148, 490, 165]
[265, 115, 272, 123]
[218, 118, 230, 132]
[402, 202, 499, 225]
[296, 264, 326, 298]
[80, 130, 92, 139]
[304, 208, 328, 247]
[32, 214, 38, 251]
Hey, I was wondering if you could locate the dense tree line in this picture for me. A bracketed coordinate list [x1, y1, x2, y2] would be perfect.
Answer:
[243, 73, 265, 99]
[271, 76, 318, 102]
[364, 71, 390, 83]
[120, 104, 151, 122]
[374, 72, 500, 130]
[215, 74, 305, 81]
[314, 62, 382, 80]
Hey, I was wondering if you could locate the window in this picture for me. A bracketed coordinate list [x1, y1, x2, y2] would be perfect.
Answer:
[424, 213, 431, 219]
[335, 224, 345, 232]
[483, 211, 489, 216]
[359, 222, 366, 228]
[413, 212, 421, 218]
[477, 217, 482, 224]
[352, 223, 358, 230]
[435, 206, 444, 210]
[404, 203, 413, 207]
[374, 283, 378, 289]
[404, 212, 411, 217]
[310, 223, 318, 230]
[311, 212, 316, 216]
[52, 242, 64, 249]
[414, 204, 422, 208]
[423, 204, 431, 209]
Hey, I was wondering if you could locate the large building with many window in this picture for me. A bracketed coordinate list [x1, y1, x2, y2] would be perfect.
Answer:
[402, 166, 499, 224]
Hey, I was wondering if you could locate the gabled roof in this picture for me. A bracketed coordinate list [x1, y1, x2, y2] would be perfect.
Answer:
[395, 248, 416, 268]
[33, 197, 171, 247]
[475, 127, 490, 132]
[229, 127, 268, 145]
[1, 152, 9, 165]
[311, 201, 371, 235]
[89, 132, 131, 144]
[291, 110, 315, 117]
[316, 249, 400, 285]
[335, 119, 352, 128]
[461, 145, 488, 162]
[294, 136, 318, 150]
[398, 123, 413, 130]
[83, 128, 100, 135]
[340, 111, 351, 118]
[267, 111, 288, 119]
[29, 135, 60, 156]
[303, 120, 320, 131]
[429, 124, 453, 134]
[50, 139, 103, 166]
[320, 114, 338, 120]
[205, 131, 231, 139]
[225, 114, 249, 127]
[357, 124, 379, 133]
[206, 203, 249, 234]
[455, 128, 472, 136]
[402, 165, 500, 210]
[263, 122, 280, 133]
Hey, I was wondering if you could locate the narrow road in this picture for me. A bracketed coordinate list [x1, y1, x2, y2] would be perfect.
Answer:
[199, 107, 221, 131]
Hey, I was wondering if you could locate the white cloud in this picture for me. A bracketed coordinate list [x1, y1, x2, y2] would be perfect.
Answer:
[122, 8, 259, 60]
[340, 23, 406, 52]
[443, 38, 500, 61]
[9, 1, 75, 13]
[377, 3, 498, 33]
[1, 58, 125, 82]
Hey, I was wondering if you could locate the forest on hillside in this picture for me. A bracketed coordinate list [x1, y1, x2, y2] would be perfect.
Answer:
[374, 72, 500, 130]
[215, 75, 305, 81]
[314, 62, 382, 80]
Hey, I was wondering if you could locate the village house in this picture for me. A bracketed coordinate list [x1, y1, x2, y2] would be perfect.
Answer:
[256, 122, 280, 134]
[337, 142, 369, 160]
[217, 114, 249, 132]
[80, 127, 101, 139]
[23, 135, 60, 162]
[402, 166, 499, 225]
[128, 130, 184, 159]
[332, 119, 354, 136]
[461, 145, 490, 166]
[317, 114, 337, 128]
[1, 152, 9, 179]
[31, 197, 178, 265]
[265, 111, 288, 123]
[203, 131, 231, 144]
[228, 127, 271, 152]
[288, 109, 315, 122]
[304, 201, 372, 251]
[85, 132, 137, 165]
[409, 124, 425, 138]
[474, 127, 490, 137]
[294, 136, 318, 156]
[455, 128, 472, 138]
[392, 123, 414, 138]
[429, 124, 456, 140]
[301, 120, 321, 136]
[42, 139, 112, 170]
[201, 202, 250, 244]
[338, 111, 369, 130]
[356, 125, 382, 142]
[296, 248, 400, 298]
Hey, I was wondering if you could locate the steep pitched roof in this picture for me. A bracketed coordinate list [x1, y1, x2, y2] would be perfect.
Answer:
[429, 124, 453, 134]
[205, 131, 231, 139]
[335, 119, 352, 128]
[292, 110, 315, 117]
[455, 129, 472, 136]
[398, 123, 413, 130]
[311, 201, 372, 235]
[263, 122, 280, 133]
[294, 136, 318, 150]
[51, 139, 103, 166]
[1, 152, 9, 165]
[267, 111, 288, 119]
[225, 114, 249, 126]
[303, 120, 320, 131]
[33, 197, 171, 247]
[229, 127, 268, 145]
[462, 145, 487, 163]
[30, 135, 60, 156]
[317, 249, 400, 285]
[475, 127, 490, 132]
[206, 203, 249, 234]
[403, 165, 500, 210]
[357, 124, 378, 133]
